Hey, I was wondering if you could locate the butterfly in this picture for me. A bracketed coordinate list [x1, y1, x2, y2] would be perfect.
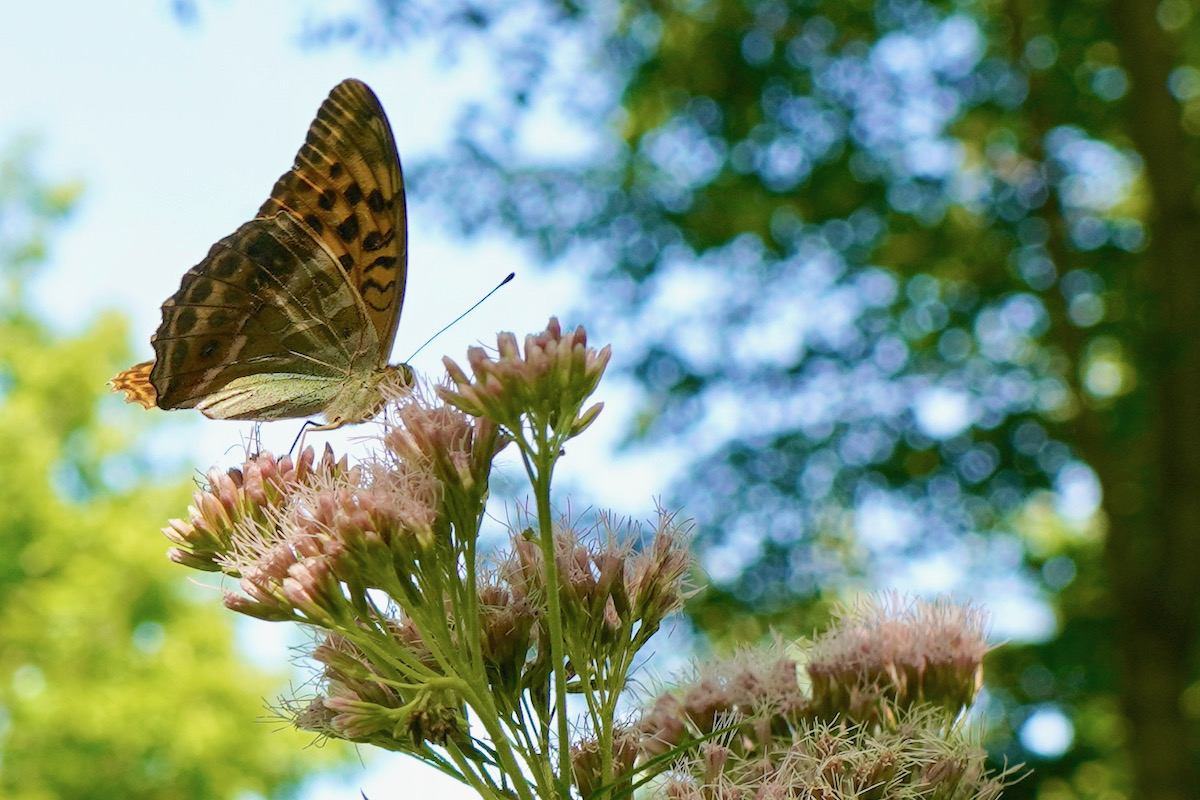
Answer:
[110, 78, 412, 430]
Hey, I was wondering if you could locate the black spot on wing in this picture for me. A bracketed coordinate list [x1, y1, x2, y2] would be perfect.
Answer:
[174, 308, 198, 336]
[366, 255, 397, 274]
[244, 230, 288, 268]
[169, 341, 190, 372]
[336, 214, 360, 242]
[361, 277, 397, 311]
[186, 280, 213, 304]
[212, 253, 241, 279]
[362, 230, 391, 251]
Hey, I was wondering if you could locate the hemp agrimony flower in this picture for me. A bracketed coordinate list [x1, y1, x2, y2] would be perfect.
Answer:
[631, 598, 1013, 800]
[441, 317, 609, 446]
[806, 593, 990, 723]
[158, 320, 1016, 800]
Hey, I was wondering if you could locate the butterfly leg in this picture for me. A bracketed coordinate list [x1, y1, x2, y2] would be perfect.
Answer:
[289, 419, 321, 456]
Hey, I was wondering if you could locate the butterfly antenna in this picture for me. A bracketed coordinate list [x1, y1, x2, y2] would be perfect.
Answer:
[406, 272, 515, 361]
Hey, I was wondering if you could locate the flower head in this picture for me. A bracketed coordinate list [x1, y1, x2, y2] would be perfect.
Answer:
[300, 623, 466, 751]
[570, 726, 639, 800]
[440, 318, 609, 439]
[806, 594, 991, 722]
[163, 446, 351, 573]
[476, 578, 540, 697]
[496, 510, 693, 675]
[383, 381, 508, 519]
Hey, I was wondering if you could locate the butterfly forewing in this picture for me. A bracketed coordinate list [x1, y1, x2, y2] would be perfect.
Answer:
[150, 212, 379, 414]
[258, 79, 407, 362]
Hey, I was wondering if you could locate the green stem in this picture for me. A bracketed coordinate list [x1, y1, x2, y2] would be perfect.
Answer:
[440, 738, 509, 800]
[526, 426, 572, 798]
[435, 677, 540, 800]
[460, 519, 484, 673]
[502, 699, 541, 766]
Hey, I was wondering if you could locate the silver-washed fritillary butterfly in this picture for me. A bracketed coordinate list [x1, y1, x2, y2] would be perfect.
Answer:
[110, 78, 412, 430]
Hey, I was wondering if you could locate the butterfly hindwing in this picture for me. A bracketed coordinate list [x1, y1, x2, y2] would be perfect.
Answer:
[258, 78, 407, 363]
[149, 212, 379, 418]
[110, 361, 157, 409]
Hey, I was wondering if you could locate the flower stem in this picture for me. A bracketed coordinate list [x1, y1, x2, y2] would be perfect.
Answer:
[526, 426, 572, 798]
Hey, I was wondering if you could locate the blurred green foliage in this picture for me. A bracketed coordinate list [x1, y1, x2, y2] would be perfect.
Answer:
[0, 148, 334, 798]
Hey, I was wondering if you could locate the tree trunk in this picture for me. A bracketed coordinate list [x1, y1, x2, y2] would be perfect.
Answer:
[1098, 1, 1200, 797]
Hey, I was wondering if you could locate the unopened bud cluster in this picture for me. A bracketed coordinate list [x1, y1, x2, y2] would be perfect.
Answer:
[506, 516, 692, 648]
[806, 594, 989, 723]
[441, 317, 609, 444]
[164, 446, 356, 575]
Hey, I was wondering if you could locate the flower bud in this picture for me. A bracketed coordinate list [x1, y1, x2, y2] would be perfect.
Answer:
[439, 318, 610, 440]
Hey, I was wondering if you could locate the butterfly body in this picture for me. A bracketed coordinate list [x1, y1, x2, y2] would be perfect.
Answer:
[110, 79, 411, 429]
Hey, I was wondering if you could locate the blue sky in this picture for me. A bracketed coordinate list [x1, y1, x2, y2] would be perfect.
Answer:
[3, 1, 549, 405]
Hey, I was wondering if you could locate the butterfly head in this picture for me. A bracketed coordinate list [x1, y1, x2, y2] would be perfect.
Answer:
[381, 363, 416, 398]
